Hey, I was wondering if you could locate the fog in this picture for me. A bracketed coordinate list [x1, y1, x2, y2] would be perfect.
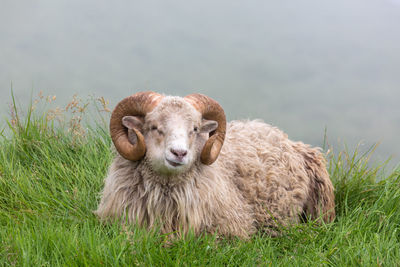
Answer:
[1, 0, 399, 167]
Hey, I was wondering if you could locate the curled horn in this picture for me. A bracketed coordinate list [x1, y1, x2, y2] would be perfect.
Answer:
[184, 94, 226, 165]
[110, 91, 163, 161]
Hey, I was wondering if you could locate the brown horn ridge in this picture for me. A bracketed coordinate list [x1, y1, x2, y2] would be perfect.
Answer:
[110, 91, 163, 161]
[184, 94, 226, 165]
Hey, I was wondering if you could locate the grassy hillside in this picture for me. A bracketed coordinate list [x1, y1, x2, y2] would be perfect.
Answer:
[1, 95, 399, 266]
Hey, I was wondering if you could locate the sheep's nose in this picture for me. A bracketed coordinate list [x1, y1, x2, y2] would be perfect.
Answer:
[170, 148, 188, 160]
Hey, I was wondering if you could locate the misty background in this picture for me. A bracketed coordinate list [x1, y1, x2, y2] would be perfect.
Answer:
[1, 0, 399, 168]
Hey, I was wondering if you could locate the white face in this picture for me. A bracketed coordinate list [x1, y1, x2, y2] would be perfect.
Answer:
[122, 100, 218, 176]
[145, 114, 198, 175]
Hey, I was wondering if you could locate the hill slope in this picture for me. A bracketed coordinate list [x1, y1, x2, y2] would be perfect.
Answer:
[1, 98, 399, 266]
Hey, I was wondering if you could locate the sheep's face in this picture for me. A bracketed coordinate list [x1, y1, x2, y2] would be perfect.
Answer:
[122, 97, 218, 175]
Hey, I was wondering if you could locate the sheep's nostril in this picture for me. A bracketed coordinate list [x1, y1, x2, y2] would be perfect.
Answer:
[170, 148, 188, 159]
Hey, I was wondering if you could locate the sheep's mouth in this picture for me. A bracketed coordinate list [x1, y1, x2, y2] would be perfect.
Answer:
[166, 159, 184, 168]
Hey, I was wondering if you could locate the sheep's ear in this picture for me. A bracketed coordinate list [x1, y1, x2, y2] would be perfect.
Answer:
[122, 116, 143, 130]
[200, 120, 218, 134]
[122, 116, 144, 145]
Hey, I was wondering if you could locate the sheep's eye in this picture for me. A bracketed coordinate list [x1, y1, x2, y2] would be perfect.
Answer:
[193, 126, 199, 132]
[151, 125, 164, 135]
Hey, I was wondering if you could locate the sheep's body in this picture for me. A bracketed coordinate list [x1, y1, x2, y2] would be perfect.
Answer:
[96, 119, 335, 238]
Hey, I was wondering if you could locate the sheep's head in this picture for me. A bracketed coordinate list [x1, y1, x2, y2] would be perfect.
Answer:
[110, 92, 226, 175]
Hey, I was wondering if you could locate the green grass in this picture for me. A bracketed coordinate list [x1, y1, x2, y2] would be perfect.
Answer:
[1, 95, 399, 266]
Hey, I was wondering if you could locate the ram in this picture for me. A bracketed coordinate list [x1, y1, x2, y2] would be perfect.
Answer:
[96, 92, 335, 238]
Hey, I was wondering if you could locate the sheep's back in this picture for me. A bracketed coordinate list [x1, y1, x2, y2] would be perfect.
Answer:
[217, 120, 325, 229]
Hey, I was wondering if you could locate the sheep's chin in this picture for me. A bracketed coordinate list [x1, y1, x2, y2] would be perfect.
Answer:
[149, 158, 190, 176]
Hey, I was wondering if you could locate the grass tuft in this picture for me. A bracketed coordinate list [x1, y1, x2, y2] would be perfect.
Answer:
[1, 93, 399, 266]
